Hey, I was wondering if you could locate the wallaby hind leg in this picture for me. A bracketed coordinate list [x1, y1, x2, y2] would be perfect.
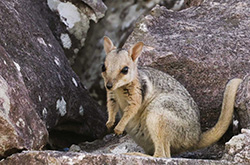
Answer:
[152, 130, 171, 158]
[164, 140, 171, 158]
[147, 113, 171, 158]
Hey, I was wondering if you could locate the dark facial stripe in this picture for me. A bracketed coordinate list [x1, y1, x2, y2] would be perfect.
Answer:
[140, 77, 147, 103]
[116, 48, 126, 53]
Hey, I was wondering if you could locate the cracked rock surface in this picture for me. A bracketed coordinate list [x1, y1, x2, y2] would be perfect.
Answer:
[0, 0, 107, 156]
[125, 0, 250, 131]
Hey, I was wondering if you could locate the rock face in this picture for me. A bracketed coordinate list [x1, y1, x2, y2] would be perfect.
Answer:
[223, 129, 250, 164]
[235, 75, 250, 129]
[0, 47, 48, 158]
[76, 134, 225, 159]
[0, 0, 107, 156]
[0, 151, 233, 165]
[76, 134, 144, 155]
[75, 0, 166, 105]
[125, 0, 250, 131]
[73, 0, 200, 105]
[0, 131, 248, 164]
[47, 0, 107, 62]
[160, 0, 203, 10]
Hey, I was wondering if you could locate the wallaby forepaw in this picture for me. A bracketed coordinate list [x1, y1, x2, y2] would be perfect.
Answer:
[106, 121, 114, 129]
[114, 127, 124, 135]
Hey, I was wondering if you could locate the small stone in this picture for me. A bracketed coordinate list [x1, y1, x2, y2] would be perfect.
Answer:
[69, 145, 81, 152]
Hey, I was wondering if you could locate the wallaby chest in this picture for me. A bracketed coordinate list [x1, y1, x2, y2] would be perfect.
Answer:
[114, 88, 129, 113]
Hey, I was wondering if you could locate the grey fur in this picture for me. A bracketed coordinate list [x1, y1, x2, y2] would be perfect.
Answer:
[126, 67, 201, 155]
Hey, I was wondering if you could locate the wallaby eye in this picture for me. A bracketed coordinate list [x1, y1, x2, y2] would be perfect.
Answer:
[101, 64, 106, 72]
[121, 66, 128, 74]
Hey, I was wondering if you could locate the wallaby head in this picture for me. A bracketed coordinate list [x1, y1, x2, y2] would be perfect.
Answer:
[102, 36, 144, 91]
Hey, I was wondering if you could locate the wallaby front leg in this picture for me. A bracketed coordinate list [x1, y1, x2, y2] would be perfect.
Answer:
[106, 92, 118, 130]
[114, 104, 140, 135]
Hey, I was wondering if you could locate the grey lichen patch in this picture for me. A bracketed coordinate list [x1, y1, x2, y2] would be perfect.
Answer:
[42, 108, 48, 119]
[16, 118, 25, 128]
[54, 57, 60, 66]
[171, 0, 185, 10]
[13, 61, 21, 72]
[79, 106, 84, 116]
[47, 0, 92, 47]
[139, 23, 148, 33]
[57, 2, 81, 29]
[72, 77, 78, 87]
[13, 61, 23, 78]
[47, 0, 60, 11]
[37, 37, 48, 47]
[223, 129, 250, 163]
[68, 18, 88, 47]
[73, 48, 79, 54]
[38, 95, 42, 102]
[0, 76, 10, 116]
[56, 97, 67, 116]
[60, 33, 72, 49]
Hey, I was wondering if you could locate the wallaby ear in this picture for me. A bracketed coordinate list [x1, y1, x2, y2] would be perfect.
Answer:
[103, 36, 115, 54]
[129, 42, 144, 62]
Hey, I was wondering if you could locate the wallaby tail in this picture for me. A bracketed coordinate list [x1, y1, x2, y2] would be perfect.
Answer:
[196, 78, 242, 149]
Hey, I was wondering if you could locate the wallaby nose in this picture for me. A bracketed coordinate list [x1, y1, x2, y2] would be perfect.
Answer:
[106, 82, 113, 90]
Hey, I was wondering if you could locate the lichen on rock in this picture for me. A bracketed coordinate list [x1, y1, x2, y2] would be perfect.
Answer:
[47, 0, 107, 48]
[223, 129, 250, 164]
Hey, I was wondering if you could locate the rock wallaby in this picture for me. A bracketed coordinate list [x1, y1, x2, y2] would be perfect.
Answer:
[101, 36, 242, 158]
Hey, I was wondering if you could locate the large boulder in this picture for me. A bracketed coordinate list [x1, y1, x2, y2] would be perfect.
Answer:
[1, 131, 248, 164]
[235, 75, 250, 129]
[73, 0, 201, 105]
[0, 0, 107, 156]
[75, 0, 166, 105]
[0, 150, 232, 165]
[222, 129, 250, 164]
[75, 134, 144, 155]
[125, 0, 250, 132]
[75, 134, 225, 159]
[0, 47, 48, 158]
[46, 0, 107, 62]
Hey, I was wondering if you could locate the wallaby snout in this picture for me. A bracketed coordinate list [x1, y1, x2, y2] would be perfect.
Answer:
[106, 81, 113, 90]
